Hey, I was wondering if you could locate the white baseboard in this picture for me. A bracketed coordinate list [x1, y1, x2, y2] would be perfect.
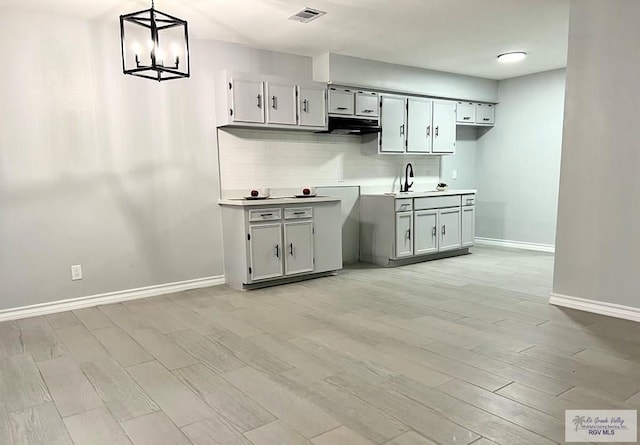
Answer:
[474, 237, 555, 253]
[549, 292, 640, 323]
[0, 275, 225, 322]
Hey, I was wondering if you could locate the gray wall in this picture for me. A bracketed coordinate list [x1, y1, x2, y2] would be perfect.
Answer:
[314, 53, 499, 103]
[441, 126, 478, 190]
[0, 10, 312, 311]
[553, 0, 640, 308]
[473, 69, 566, 246]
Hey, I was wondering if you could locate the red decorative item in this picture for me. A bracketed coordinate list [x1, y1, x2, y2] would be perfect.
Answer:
[303, 188, 311, 195]
[250, 189, 259, 197]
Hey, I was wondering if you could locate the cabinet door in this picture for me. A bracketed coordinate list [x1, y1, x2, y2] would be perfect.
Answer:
[284, 221, 314, 275]
[298, 86, 326, 127]
[439, 208, 461, 251]
[432, 101, 456, 154]
[328, 89, 354, 115]
[380, 96, 406, 153]
[249, 223, 283, 281]
[461, 206, 475, 247]
[395, 211, 414, 258]
[456, 101, 475, 123]
[266, 82, 297, 125]
[231, 78, 264, 123]
[407, 98, 433, 153]
[476, 103, 495, 125]
[414, 210, 439, 255]
[355, 92, 379, 117]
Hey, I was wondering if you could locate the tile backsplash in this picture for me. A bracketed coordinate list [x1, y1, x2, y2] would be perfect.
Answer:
[218, 128, 440, 198]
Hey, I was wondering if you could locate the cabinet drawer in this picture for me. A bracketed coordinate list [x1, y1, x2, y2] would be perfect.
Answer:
[456, 101, 475, 123]
[328, 88, 354, 115]
[395, 199, 413, 212]
[414, 195, 461, 210]
[355, 91, 379, 117]
[462, 194, 475, 206]
[249, 208, 282, 222]
[284, 207, 313, 219]
[476, 103, 495, 124]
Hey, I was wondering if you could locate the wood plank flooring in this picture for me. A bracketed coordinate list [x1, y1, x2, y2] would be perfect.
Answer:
[1, 245, 639, 444]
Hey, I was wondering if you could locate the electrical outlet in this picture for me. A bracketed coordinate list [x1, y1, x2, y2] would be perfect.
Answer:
[337, 169, 344, 182]
[452, 169, 458, 180]
[71, 264, 83, 281]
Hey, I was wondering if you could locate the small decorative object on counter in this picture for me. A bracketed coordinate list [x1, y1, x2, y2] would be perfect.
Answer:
[436, 182, 448, 191]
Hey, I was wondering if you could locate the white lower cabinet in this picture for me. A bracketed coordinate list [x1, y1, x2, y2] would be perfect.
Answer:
[283, 221, 314, 275]
[414, 210, 439, 255]
[220, 200, 342, 290]
[249, 223, 283, 281]
[360, 193, 474, 266]
[461, 205, 475, 247]
[438, 207, 462, 251]
[395, 211, 414, 258]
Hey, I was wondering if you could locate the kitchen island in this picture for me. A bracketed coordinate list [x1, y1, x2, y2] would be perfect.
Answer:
[219, 196, 342, 290]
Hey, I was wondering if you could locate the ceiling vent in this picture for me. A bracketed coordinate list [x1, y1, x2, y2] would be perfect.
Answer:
[288, 7, 326, 23]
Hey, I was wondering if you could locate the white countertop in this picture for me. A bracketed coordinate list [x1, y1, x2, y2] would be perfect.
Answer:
[219, 196, 341, 206]
[362, 189, 477, 199]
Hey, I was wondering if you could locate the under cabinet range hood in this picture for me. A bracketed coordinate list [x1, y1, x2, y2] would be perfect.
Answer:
[323, 116, 381, 135]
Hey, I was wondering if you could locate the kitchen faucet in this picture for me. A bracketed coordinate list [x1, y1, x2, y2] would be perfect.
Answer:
[402, 162, 414, 192]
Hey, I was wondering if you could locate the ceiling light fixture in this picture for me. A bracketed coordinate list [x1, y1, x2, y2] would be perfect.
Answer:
[497, 52, 527, 63]
[120, 0, 190, 81]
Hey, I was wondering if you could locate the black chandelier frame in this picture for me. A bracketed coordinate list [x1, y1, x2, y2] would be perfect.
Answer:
[119, 1, 190, 81]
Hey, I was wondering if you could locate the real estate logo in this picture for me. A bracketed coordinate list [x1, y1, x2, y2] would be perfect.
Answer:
[565, 410, 637, 442]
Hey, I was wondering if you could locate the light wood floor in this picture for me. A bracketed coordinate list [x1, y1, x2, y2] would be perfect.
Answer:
[1, 246, 639, 445]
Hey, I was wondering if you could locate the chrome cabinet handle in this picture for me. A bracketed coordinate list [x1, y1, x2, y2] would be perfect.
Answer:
[432, 226, 436, 237]
[257, 94, 262, 108]
[302, 99, 309, 113]
[271, 95, 277, 109]
[362, 109, 374, 113]
[442, 225, 446, 235]
[260, 213, 273, 217]
[400, 124, 405, 136]
[336, 107, 348, 110]
[435, 126, 439, 137]
[289, 243, 294, 255]
[426, 125, 431, 137]
[293, 211, 306, 215]
[275, 245, 280, 258]
[463, 117, 471, 120]
[406, 229, 411, 240]
[483, 118, 490, 121]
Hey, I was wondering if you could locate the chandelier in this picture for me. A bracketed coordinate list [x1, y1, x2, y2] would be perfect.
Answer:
[120, 0, 190, 81]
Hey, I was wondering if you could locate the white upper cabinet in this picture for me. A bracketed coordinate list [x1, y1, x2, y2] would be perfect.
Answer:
[328, 88, 355, 115]
[406, 98, 433, 153]
[217, 71, 327, 131]
[457, 101, 496, 126]
[355, 91, 379, 117]
[231, 77, 265, 124]
[298, 86, 326, 127]
[266, 81, 297, 125]
[456, 101, 475, 124]
[476, 103, 495, 125]
[380, 95, 407, 153]
[432, 101, 456, 154]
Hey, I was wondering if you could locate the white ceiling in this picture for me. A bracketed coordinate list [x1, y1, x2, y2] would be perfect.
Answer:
[0, 0, 570, 80]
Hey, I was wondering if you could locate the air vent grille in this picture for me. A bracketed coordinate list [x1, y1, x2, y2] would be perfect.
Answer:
[288, 7, 326, 23]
